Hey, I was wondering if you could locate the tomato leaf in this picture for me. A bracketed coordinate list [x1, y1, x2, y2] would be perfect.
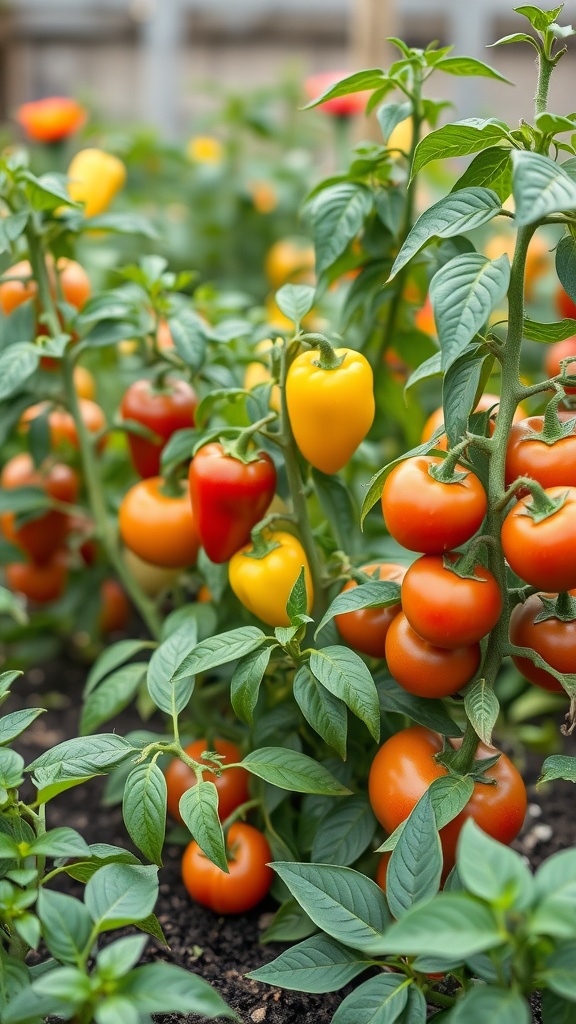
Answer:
[28, 734, 136, 778]
[430, 253, 510, 370]
[248, 933, 370, 993]
[0, 343, 40, 400]
[85, 863, 159, 932]
[533, 849, 576, 939]
[311, 796, 377, 867]
[173, 626, 267, 680]
[523, 316, 576, 343]
[85, 640, 154, 698]
[330, 973, 409, 1023]
[541, 944, 576, 1001]
[241, 747, 351, 795]
[118, 960, 235, 1018]
[448, 986, 531, 1024]
[271, 862, 391, 949]
[147, 622, 196, 717]
[260, 899, 316, 944]
[538, 754, 576, 785]
[377, 774, 474, 853]
[376, 674, 461, 737]
[512, 150, 576, 226]
[443, 346, 493, 447]
[293, 665, 348, 760]
[309, 183, 373, 277]
[0, 708, 44, 746]
[179, 781, 228, 873]
[122, 762, 167, 867]
[434, 56, 512, 83]
[315, 582, 401, 640]
[309, 646, 380, 742]
[371, 892, 502, 958]
[457, 820, 534, 909]
[463, 679, 500, 746]
[411, 120, 511, 177]
[231, 645, 274, 725]
[386, 791, 443, 919]
[80, 664, 146, 736]
[312, 469, 361, 554]
[37, 889, 93, 965]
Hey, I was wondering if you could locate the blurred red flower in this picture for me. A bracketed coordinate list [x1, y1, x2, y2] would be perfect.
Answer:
[304, 70, 370, 117]
[15, 97, 87, 143]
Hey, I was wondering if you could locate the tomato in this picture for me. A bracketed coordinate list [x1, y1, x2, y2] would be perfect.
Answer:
[229, 531, 313, 627]
[0, 261, 37, 315]
[165, 739, 249, 824]
[505, 414, 576, 489]
[0, 454, 79, 564]
[484, 231, 550, 300]
[67, 148, 126, 218]
[303, 71, 371, 118]
[385, 612, 480, 698]
[122, 548, 181, 597]
[376, 851, 391, 892]
[15, 96, 86, 143]
[99, 579, 130, 634]
[501, 486, 576, 592]
[0, 258, 90, 318]
[55, 258, 91, 311]
[189, 443, 277, 564]
[556, 285, 576, 321]
[414, 295, 436, 337]
[544, 336, 576, 394]
[401, 554, 502, 649]
[197, 584, 212, 602]
[264, 238, 315, 289]
[381, 456, 487, 554]
[368, 725, 527, 872]
[421, 393, 525, 449]
[182, 822, 273, 914]
[119, 477, 200, 569]
[21, 399, 106, 451]
[157, 319, 174, 350]
[120, 377, 198, 478]
[73, 365, 96, 400]
[5, 551, 68, 604]
[509, 592, 575, 692]
[334, 562, 405, 658]
[286, 347, 375, 475]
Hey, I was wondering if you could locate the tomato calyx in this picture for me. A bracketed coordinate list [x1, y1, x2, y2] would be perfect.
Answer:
[442, 545, 491, 581]
[533, 391, 576, 445]
[426, 439, 472, 485]
[533, 590, 576, 623]
[520, 482, 568, 523]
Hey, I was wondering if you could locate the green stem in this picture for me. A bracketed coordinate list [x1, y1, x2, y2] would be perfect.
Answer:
[62, 353, 162, 641]
[535, 51, 554, 117]
[25, 224, 61, 338]
[448, 719, 480, 775]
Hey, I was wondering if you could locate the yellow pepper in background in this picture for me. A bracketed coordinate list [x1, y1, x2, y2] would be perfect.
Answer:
[67, 148, 127, 217]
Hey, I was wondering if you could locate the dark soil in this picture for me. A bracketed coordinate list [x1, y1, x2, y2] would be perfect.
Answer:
[7, 654, 576, 1024]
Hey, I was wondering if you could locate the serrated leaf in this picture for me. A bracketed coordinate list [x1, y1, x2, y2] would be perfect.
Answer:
[122, 763, 166, 866]
[309, 646, 380, 742]
[275, 284, 315, 326]
[231, 645, 273, 725]
[85, 863, 158, 932]
[179, 781, 227, 872]
[80, 664, 146, 736]
[173, 626, 266, 679]
[311, 796, 376, 866]
[387, 792, 442, 919]
[512, 150, 576, 225]
[241, 747, 351, 795]
[293, 664, 348, 760]
[389, 188, 502, 279]
[0, 344, 39, 400]
[412, 120, 510, 177]
[249, 933, 371, 993]
[430, 253, 510, 370]
[311, 183, 373, 276]
[147, 622, 196, 717]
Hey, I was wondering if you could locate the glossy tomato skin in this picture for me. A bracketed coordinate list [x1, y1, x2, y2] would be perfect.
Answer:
[5, 551, 68, 604]
[189, 443, 277, 564]
[544, 335, 576, 394]
[165, 739, 249, 824]
[121, 378, 198, 478]
[99, 579, 130, 634]
[119, 477, 200, 569]
[181, 822, 273, 914]
[335, 562, 405, 659]
[501, 486, 576, 592]
[509, 593, 574, 692]
[381, 456, 487, 554]
[0, 260, 37, 314]
[401, 554, 502, 649]
[368, 725, 527, 872]
[505, 415, 576, 489]
[385, 612, 480, 697]
[21, 400, 106, 451]
[0, 454, 79, 564]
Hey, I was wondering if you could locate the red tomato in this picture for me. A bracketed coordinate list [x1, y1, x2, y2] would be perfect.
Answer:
[401, 554, 502, 649]
[368, 725, 527, 872]
[0, 454, 79, 564]
[509, 592, 574, 693]
[119, 477, 200, 568]
[501, 486, 576, 592]
[99, 579, 130, 634]
[181, 822, 273, 914]
[5, 551, 68, 604]
[0, 258, 90, 317]
[165, 739, 249, 824]
[334, 562, 405, 659]
[21, 400, 106, 451]
[120, 377, 198, 478]
[381, 456, 487, 554]
[385, 612, 480, 697]
[544, 335, 576, 394]
[505, 414, 576, 489]
[556, 286, 576, 321]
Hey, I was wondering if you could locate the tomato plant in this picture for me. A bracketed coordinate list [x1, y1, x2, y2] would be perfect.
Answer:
[165, 739, 249, 824]
[182, 822, 273, 914]
[1, 453, 78, 564]
[334, 562, 405, 658]
[385, 612, 480, 698]
[401, 554, 502, 648]
[509, 592, 575, 692]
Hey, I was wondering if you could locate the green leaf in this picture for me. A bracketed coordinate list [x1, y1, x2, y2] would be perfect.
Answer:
[260, 898, 316, 943]
[536, 112, 576, 136]
[376, 675, 460, 737]
[0, 212, 28, 253]
[275, 284, 315, 326]
[451, 148, 512, 203]
[378, 102, 412, 144]
[119, 960, 236, 1018]
[457, 819, 534, 908]
[489, 31, 540, 49]
[389, 188, 502, 279]
[0, 344, 39, 400]
[404, 352, 442, 395]
[84, 211, 157, 238]
[434, 56, 512, 83]
[80, 664, 146, 735]
[533, 849, 576, 938]
[0, 589, 27, 625]
[94, 997, 140, 1024]
[556, 234, 576, 304]
[512, 150, 576, 226]
[387, 792, 442, 919]
[36, 888, 93, 964]
[331, 974, 409, 1024]
[523, 317, 576, 343]
[514, 4, 563, 33]
[310, 183, 373, 276]
[371, 892, 502, 958]
[311, 796, 377, 866]
[242, 747, 351, 795]
[272, 862, 391, 949]
[23, 170, 78, 209]
[542, 943, 576, 1001]
[173, 626, 266, 679]
[147, 621, 196, 716]
[464, 679, 500, 746]
[249, 933, 371, 993]
[443, 346, 493, 447]
[302, 69, 386, 109]
[287, 566, 310, 622]
[293, 664, 348, 760]
[15, 912, 41, 949]
[430, 253, 510, 370]
[30, 827, 90, 859]
[449, 986, 530, 1024]
[97, 934, 149, 979]
[0, 486, 49, 515]
[400, 986, 427, 1024]
[85, 863, 159, 932]
[179, 780, 227, 872]
[85, 640, 154, 698]
[29, 735, 136, 801]
[122, 762, 166, 866]
[231, 644, 273, 725]
[412, 120, 510, 177]
[309, 646, 380, 742]
[378, 774, 474, 853]
[0, 832, 20, 858]
[538, 754, 576, 784]
[312, 468, 361, 553]
[541, 989, 576, 1024]
[0, 708, 44, 746]
[316, 582, 401, 639]
[0, 749, 25, 789]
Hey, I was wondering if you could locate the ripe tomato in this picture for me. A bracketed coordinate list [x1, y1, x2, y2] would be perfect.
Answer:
[120, 377, 198, 478]
[401, 554, 502, 649]
[181, 822, 273, 914]
[385, 612, 480, 698]
[0, 454, 79, 564]
[5, 551, 68, 604]
[165, 739, 249, 824]
[421, 393, 525, 449]
[0, 258, 90, 317]
[544, 336, 576, 394]
[119, 477, 200, 569]
[55, 258, 91, 311]
[368, 725, 527, 872]
[99, 579, 130, 634]
[509, 592, 574, 693]
[556, 285, 576, 321]
[334, 562, 405, 659]
[73, 365, 96, 401]
[0, 260, 36, 314]
[376, 851, 391, 892]
[505, 414, 576, 489]
[21, 400, 106, 451]
[501, 486, 576, 592]
[381, 456, 487, 554]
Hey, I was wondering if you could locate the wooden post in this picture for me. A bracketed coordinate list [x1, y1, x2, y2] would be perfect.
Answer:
[350, 0, 396, 141]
